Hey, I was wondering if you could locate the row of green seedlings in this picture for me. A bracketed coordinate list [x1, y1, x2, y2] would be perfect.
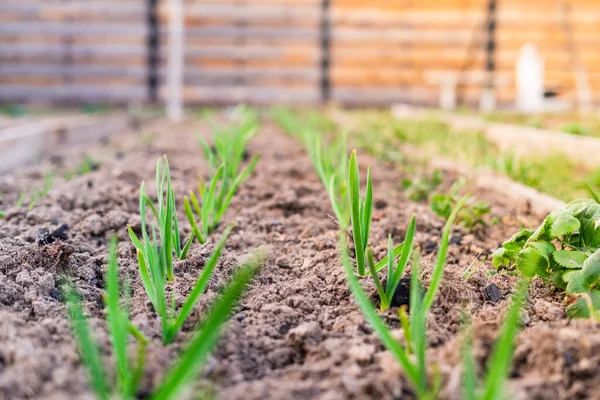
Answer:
[66, 114, 263, 399]
[343, 151, 528, 399]
[493, 195, 600, 319]
[0, 170, 54, 217]
[0, 155, 100, 218]
[274, 108, 528, 400]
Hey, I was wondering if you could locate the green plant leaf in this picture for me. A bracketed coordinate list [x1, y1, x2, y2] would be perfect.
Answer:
[338, 234, 420, 390]
[583, 249, 600, 289]
[566, 272, 586, 293]
[527, 241, 555, 261]
[566, 290, 600, 319]
[516, 247, 547, 278]
[502, 229, 534, 251]
[553, 250, 587, 269]
[548, 210, 580, 238]
[64, 285, 110, 400]
[481, 281, 528, 400]
[152, 249, 266, 400]
[492, 247, 512, 269]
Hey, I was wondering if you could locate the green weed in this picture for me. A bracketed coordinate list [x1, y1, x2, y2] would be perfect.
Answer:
[430, 178, 491, 229]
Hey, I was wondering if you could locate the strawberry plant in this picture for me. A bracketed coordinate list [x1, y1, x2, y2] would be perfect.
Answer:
[493, 198, 600, 318]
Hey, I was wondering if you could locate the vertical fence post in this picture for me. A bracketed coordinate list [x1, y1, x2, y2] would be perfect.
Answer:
[319, 0, 331, 104]
[146, 0, 159, 103]
[480, 0, 497, 111]
[167, 0, 184, 121]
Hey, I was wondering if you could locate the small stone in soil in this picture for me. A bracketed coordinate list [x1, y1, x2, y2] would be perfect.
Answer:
[374, 199, 388, 209]
[483, 283, 503, 303]
[276, 255, 297, 269]
[450, 235, 462, 245]
[423, 240, 438, 254]
[35, 224, 70, 246]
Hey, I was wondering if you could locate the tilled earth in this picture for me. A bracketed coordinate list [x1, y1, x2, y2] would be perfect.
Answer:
[0, 116, 599, 400]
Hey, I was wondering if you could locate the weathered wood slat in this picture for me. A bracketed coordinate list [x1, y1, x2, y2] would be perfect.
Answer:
[0, 22, 147, 36]
[174, 86, 320, 105]
[179, 68, 319, 85]
[0, 85, 147, 102]
[0, 64, 147, 78]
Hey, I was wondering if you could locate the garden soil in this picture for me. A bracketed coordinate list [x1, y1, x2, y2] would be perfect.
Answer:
[0, 117, 599, 400]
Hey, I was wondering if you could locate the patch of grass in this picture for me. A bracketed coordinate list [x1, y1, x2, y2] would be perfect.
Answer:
[561, 122, 590, 136]
[347, 111, 595, 201]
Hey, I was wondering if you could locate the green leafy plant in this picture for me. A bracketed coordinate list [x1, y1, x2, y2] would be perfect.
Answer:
[129, 157, 193, 275]
[7, 170, 55, 213]
[367, 216, 416, 311]
[128, 157, 237, 344]
[430, 178, 491, 229]
[65, 237, 149, 400]
[347, 150, 406, 277]
[186, 111, 259, 243]
[461, 280, 528, 400]
[493, 198, 600, 318]
[66, 237, 266, 399]
[65, 156, 99, 180]
[402, 169, 442, 202]
[339, 197, 466, 398]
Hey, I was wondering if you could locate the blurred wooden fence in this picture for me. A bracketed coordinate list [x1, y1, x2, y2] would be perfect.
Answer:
[1, 0, 600, 107]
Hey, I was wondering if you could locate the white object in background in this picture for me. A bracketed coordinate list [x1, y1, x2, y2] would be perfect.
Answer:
[479, 87, 496, 112]
[439, 74, 458, 110]
[167, 0, 184, 121]
[516, 43, 544, 113]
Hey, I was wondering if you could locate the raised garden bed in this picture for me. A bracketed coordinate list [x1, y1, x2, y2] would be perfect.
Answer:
[0, 110, 599, 399]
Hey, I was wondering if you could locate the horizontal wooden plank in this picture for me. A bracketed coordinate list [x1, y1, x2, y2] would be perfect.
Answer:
[184, 45, 319, 61]
[158, 3, 320, 22]
[178, 26, 319, 40]
[0, 64, 147, 78]
[0, 22, 147, 36]
[0, 2, 146, 22]
[169, 86, 320, 105]
[181, 68, 318, 85]
[0, 85, 147, 102]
